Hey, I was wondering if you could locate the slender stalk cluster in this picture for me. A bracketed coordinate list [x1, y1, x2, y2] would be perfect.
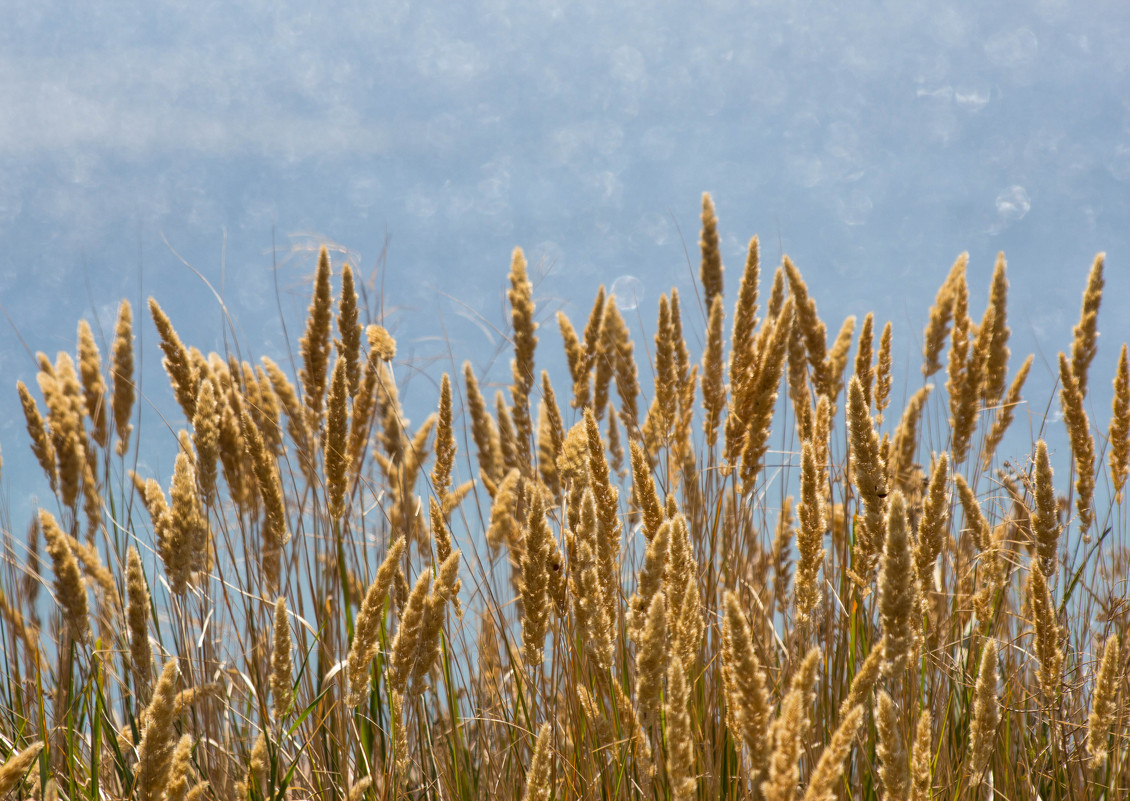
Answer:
[6, 197, 1130, 801]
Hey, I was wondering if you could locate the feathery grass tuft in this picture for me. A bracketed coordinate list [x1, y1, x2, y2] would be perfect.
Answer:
[3, 199, 1128, 801]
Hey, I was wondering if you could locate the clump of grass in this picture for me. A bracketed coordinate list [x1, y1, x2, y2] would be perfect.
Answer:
[2, 214, 1129, 801]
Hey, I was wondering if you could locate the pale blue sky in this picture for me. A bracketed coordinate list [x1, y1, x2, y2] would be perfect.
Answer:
[2, 0, 1128, 514]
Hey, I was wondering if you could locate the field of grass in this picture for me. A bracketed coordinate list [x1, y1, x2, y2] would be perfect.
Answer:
[1, 193, 1127, 800]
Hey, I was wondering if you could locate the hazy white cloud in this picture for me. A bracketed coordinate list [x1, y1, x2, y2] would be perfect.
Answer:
[0, 51, 393, 158]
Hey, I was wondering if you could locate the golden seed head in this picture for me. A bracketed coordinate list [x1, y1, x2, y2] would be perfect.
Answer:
[300, 245, 335, 425]
[1071, 253, 1105, 398]
[699, 191, 724, 310]
[77, 318, 109, 448]
[324, 356, 351, 520]
[1088, 634, 1121, 767]
[270, 596, 293, 721]
[39, 508, 90, 642]
[367, 323, 397, 362]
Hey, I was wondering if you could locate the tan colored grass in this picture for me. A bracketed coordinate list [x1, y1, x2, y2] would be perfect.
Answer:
[366, 322, 396, 362]
[665, 511, 702, 672]
[536, 373, 564, 494]
[162, 734, 194, 801]
[913, 452, 949, 622]
[262, 355, 314, 475]
[952, 295, 992, 466]
[665, 652, 697, 801]
[17, 380, 58, 492]
[854, 312, 875, 409]
[668, 290, 695, 444]
[576, 285, 607, 410]
[1110, 344, 1130, 502]
[241, 731, 268, 798]
[1031, 440, 1060, 578]
[347, 776, 373, 801]
[787, 318, 814, 446]
[1027, 560, 1062, 705]
[838, 636, 884, 720]
[0, 588, 39, 664]
[847, 374, 888, 580]
[910, 709, 933, 801]
[875, 320, 893, 424]
[729, 235, 760, 388]
[980, 253, 1011, 404]
[1088, 634, 1120, 768]
[67, 533, 117, 607]
[803, 704, 864, 801]
[347, 536, 406, 706]
[721, 590, 771, 778]
[771, 497, 794, 617]
[813, 394, 831, 488]
[603, 301, 640, 436]
[645, 293, 677, 448]
[699, 191, 723, 310]
[954, 474, 988, 552]
[110, 299, 135, 454]
[784, 258, 832, 401]
[584, 408, 623, 627]
[0, 740, 44, 797]
[1058, 353, 1096, 538]
[764, 264, 785, 317]
[408, 550, 461, 690]
[241, 409, 289, 593]
[495, 391, 520, 477]
[77, 319, 109, 448]
[968, 639, 999, 787]
[762, 648, 819, 801]
[627, 514, 670, 647]
[520, 488, 554, 666]
[736, 296, 794, 494]
[571, 487, 613, 668]
[507, 247, 538, 468]
[943, 259, 975, 464]
[921, 255, 963, 378]
[324, 356, 351, 521]
[171, 683, 219, 718]
[557, 309, 585, 406]
[795, 440, 825, 628]
[40, 508, 90, 642]
[12, 196, 1130, 801]
[521, 722, 555, 801]
[270, 596, 293, 721]
[39, 354, 86, 509]
[148, 298, 198, 422]
[164, 450, 209, 593]
[218, 387, 254, 504]
[136, 659, 181, 801]
[635, 591, 666, 728]
[389, 567, 432, 693]
[299, 245, 334, 426]
[827, 315, 856, 405]
[462, 362, 501, 487]
[1071, 253, 1104, 398]
[183, 782, 209, 801]
[877, 690, 909, 801]
[629, 439, 663, 542]
[981, 353, 1032, 471]
[191, 378, 220, 506]
[337, 261, 362, 395]
[880, 490, 920, 679]
[486, 468, 522, 553]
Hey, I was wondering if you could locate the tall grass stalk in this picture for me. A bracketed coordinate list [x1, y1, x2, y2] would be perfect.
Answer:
[2, 214, 1129, 800]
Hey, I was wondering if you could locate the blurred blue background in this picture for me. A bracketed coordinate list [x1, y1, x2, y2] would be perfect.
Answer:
[2, 0, 1128, 521]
